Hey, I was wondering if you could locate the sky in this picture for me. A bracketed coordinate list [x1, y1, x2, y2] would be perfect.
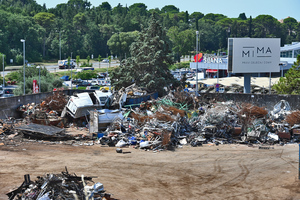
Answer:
[36, 0, 300, 22]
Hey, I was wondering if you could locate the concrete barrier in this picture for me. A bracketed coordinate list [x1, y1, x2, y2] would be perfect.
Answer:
[0, 90, 90, 119]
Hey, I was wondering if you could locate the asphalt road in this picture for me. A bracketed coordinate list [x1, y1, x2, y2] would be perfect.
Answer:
[1, 61, 120, 77]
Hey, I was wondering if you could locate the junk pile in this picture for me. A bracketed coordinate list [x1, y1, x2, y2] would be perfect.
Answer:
[96, 95, 300, 150]
[2, 88, 300, 148]
[7, 167, 114, 200]
[17, 91, 67, 128]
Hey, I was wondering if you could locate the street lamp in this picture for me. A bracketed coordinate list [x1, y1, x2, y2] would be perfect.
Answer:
[36, 66, 41, 93]
[280, 62, 287, 77]
[20, 39, 25, 95]
[71, 52, 73, 89]
[196, 31, 199, 96]
[217, 49, 220, 84]
[57, 30, 65, 60]
[2, 54, 4, 88]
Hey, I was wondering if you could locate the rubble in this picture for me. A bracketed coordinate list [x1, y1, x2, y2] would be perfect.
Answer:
[6, 167, 114, 200]
[2, 87, 300, 150]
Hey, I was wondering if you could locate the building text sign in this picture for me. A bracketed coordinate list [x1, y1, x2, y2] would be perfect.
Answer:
[228, 38, 280, 73]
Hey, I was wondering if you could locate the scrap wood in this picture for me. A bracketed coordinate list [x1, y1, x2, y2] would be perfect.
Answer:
[286, 111, 300, 126]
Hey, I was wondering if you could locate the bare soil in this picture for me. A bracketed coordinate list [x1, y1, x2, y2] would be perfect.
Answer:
[1, 141, 300, 200]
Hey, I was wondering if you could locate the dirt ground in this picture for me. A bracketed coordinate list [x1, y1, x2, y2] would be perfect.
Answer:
[1, 138, 300, 200]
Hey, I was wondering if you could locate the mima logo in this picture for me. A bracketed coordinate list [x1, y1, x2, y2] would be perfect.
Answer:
[242, 46, 272, 58]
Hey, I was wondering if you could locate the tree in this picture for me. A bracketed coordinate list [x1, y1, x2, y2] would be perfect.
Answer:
[87, 55, 90, 64]
[273, 54, 300, 94]
[238, 13, 247, 20]
[111, 12, 175, 96]
[33, 12, 55, 57]
[107, 31, 138, 60]
[161, 5, 179, 14]
[76, 55, 80, 67]
[0, 53, 5, 71]
[99, 2, 112, 11]
[167, 27, 195, 62]
[98, 55, 102, 68]
[12, 65, 62, 95]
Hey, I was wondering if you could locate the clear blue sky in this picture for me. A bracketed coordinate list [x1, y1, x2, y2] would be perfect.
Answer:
[36, 0, 300, 21]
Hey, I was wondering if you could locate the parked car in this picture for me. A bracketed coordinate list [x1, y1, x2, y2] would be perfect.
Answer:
[86, 86, 100, 90]
[78, 81, 91, 87]
[3, 88, 14, 94]
[72, 79, 83, 84]
[102, 59, 109, 63]
[0, 93, 14, 98]
[60, 76, 70, 81]
[62, 82, 69, 87]
[91, 80, 99, 86]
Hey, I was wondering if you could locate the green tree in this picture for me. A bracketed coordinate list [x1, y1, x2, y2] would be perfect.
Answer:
[238, 13, 247, 20]
[33, 12, 55, 57]
[111, 12, 175, 96]
[98, 55, 102, 68]
[273, 54, 300, 94]
[167, 27, 195, 62]
[107, 31, 138, 60]
[76, 55, 80, 67]
[0, 53, 5, 71]
[13, 65, 62, 95]
[76, 70, 97, 80]
[161, 5, 179, 14]
[87, 55, 90, 64]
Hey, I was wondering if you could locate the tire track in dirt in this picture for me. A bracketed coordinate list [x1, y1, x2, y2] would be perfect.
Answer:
[199, 157, 250, 195]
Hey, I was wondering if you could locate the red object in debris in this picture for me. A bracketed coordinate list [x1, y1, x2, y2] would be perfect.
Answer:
[53, 88, 57, 91]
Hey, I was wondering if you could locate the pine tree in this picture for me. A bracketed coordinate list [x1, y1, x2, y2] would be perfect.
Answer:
[273, 54, 300, 94]
[111, 12, 175, 96]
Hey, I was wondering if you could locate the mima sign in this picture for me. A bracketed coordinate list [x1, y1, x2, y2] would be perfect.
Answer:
[228, 38, 280, 73]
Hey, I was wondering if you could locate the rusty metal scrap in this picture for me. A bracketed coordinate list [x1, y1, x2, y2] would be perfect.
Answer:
[286, 111, 300, 126]
[240, 103, 268, 119]
[41, 91, 68, 114]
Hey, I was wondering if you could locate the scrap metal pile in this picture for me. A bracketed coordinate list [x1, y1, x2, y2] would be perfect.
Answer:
[2, 89, 300, 148]
[97, 91, 300, 150]
[16, 91, 67, 128]
[7, 167, 114, 200]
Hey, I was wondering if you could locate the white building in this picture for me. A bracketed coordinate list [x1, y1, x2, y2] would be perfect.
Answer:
[280, 42, 300, 71]
[189, 41, 300, 77]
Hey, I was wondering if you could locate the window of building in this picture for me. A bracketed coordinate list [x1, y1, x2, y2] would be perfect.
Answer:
[280, 51, 293, 58]
[294, 49, 300, 58]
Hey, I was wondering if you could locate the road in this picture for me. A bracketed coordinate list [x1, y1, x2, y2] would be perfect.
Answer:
[1, 61, 120, 77]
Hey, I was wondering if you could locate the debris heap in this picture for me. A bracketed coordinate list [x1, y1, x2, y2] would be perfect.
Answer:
[7, 167, 114, 200]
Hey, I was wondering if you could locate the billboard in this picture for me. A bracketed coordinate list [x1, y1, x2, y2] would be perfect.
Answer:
[228, 38, 280, 73]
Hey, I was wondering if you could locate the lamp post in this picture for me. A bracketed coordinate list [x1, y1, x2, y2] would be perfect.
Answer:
[217, 49, 220, 84]
[2, 54, 4, 88]
[36, 66, 41, 93]
[71, 52, 73, 89]
[59, 31, 61, 60]
[58, 30, 64, 60]
[196, 31, 199, 96]
[20, 39, 25, 95]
